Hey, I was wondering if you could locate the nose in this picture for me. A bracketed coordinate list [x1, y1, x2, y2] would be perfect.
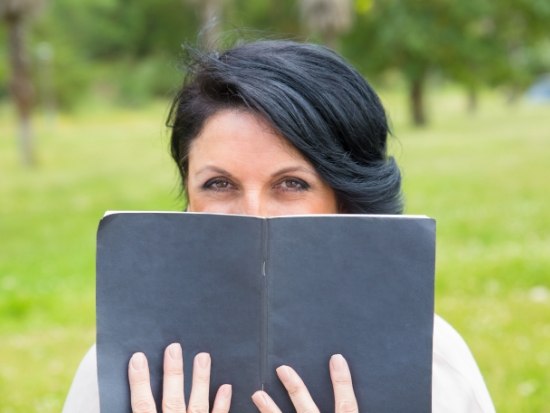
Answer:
[240, 191, 269, 217]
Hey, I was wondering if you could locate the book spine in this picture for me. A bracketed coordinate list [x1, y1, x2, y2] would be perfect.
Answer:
[260, 219, 269, 390]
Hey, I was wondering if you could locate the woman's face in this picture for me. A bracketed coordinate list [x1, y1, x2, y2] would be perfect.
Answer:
[186, 110, 338, 216]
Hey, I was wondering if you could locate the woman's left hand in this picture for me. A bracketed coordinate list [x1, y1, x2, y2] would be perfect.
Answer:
[251, 354, 359, 413]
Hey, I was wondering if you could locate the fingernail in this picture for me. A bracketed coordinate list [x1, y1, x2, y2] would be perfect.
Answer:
[197, 352, 210, 368]
[251, 391, 268, 408]
[131, 352, 146, 371]
[331, 354, 347, 371]
[276, 365, 291, 381]
[168, 343, 182, 360]
[219, 384, 232, 397]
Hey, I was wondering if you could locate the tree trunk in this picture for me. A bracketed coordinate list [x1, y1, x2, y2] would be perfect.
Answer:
[6, 13, 36, 166]
[321, 27, 338, 50]
[199, 0, 222, 49]
[36, 42, 57, 123]
[409, 75, 427, 126]
[505, 86, 521, 106]
[467, 87, 478, 114]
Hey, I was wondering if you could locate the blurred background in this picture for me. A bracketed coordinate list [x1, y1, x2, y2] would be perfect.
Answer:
[1, 0, 549, 412]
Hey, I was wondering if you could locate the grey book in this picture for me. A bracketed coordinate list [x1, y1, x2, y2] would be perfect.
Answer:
[96, 212, 435, 413]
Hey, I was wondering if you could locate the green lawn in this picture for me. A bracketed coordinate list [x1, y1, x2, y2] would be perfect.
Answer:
[1, 91, 549, 412]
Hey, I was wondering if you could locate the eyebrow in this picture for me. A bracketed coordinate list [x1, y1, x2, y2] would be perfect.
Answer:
[193, 165, 318, 179]
[271, 166, 318, 178]
[194, 166, 234, 178]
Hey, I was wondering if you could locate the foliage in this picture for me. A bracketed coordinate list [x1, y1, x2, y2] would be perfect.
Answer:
[12, 0, 202, 109]
[341, 0, 550, 123]
[226, 0, 300, 38]
[2, 0, 549, 115]
[0, 29, 9, 98]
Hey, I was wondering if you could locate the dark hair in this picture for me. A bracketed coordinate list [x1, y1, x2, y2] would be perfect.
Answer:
[168, 40, 403, 214]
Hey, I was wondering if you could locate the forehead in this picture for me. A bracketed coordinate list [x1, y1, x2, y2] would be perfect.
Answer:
[188, 109, 306, 164]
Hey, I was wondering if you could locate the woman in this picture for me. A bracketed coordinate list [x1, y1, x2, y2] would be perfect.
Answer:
[63, 40, 495, 413]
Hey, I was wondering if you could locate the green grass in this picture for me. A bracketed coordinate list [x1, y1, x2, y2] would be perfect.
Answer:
[1, 91, 549, 412]
[0, 102, 180, 412]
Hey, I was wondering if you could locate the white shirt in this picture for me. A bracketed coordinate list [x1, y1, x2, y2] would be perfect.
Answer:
[62, 315, 495, 412]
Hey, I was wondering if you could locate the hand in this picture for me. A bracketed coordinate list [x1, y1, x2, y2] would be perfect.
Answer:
[251, 354, 358, 413]
[128, 343, 232, 413]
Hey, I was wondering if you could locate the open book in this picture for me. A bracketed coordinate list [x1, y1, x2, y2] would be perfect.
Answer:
[96, 212, 435, 413]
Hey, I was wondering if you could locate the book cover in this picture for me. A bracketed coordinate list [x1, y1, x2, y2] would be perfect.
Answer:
[96, 212, 435, 412]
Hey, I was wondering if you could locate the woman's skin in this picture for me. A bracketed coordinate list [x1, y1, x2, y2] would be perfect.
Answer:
[186, 109, 338, 216]
[128, 109, 359, 413]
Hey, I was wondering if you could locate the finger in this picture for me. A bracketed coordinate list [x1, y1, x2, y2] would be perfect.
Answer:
[187, 352, 211, 413]
[251, 390, 283, 413]
[211, 384, 232, 413]
[330, 354, 359, 413]
[128, 352, 157, 413]
[276, 366, 320, 413]
[162, 343, 186, 413]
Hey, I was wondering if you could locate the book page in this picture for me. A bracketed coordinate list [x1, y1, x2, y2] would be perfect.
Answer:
[267, 215, 435, 412]
[96, 213, 264, 412]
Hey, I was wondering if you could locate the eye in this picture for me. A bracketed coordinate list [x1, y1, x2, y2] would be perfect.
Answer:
[203, 177, 236, 192]
[276, 178, 310, 192]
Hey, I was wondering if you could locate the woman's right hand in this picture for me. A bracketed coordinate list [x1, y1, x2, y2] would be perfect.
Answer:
[128, 343, 232, 413]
